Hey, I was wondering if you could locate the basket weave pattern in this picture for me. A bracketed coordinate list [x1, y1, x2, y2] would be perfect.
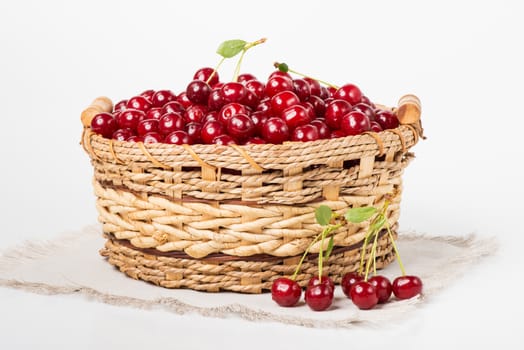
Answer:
[82, 101, 420, 293]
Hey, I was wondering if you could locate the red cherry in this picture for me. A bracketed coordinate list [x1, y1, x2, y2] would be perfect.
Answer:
[293, 78, 311, 101]
[185, 122, 203, 144]
[341, 272, 364, 297]
[245, 137, 266, 145]
[303, 77, 322, 97]
[245, 80, 266, 100]
[261, 117, 289, 144]
[184, 104, 208, 123]
[126, 95, 152, 112]
[250, 111, 269, 136]
[334, 83, 362, 105]
[256, 99, 272, 115]
[239, 89, 259, 109]
[310, 119, 330, 139]
[330, 130, 346, 138]
[350, 281, 378, 310]
[159, 112, 185, 136]
[91, 112, 117, 138]
[352, 103, 376, 122]
[201, 121, 224, 144]
[117, 109, 146, 132]
[291, 124, 319, 142]
[265, 76, 293, 98]
[193, 67, 219, 86]
[136, 119, 159, 136]
[368, 275, 392, 303]
[113, 99, 128, 113]
[207, 88, 226, 111]
[140, 89, 155, 101]
[300, 102, 316, 120]
[271, 90, 300, 115]
[360, 95, 374, 107]
[392, 275, 423, 300]
[161, 101, 185, 115]
[227, 113, 255, 142]
[186, 80, 211, 105]
[112, 128, 134, 141]
[375, 110, 400, 130]
[237, 73, 257, 83]
[220, 82, 247, 103]
[370, 121, 383, 132]
[127, 135, 143, 143]
[281, 105, 312, 130]
[142, 132, 163, 144]
[340, 110, 371, 136]
[271, 278, 302, 307]
[202, 111, 219, 124]
[165, 130, 192, 145]
[176, 92, 192, 109]
[307, 276, 335, 296]
[307, 95, 326, 118]
[324, 99, 352, 130]
[305, 283, 333, 311]
[218, 102, 249, 125]
[213, 134, 236, 145]
[145, 107, 164, 120]
[151, 90, 176, 108]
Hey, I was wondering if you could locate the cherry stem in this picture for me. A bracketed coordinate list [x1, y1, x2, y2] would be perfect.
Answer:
[273, 62, 339, 89]
[291, 230, 322, 281]
[207, 57, 226, 85]
[385, 220, 406, 276]
[233, 38, 267, 82]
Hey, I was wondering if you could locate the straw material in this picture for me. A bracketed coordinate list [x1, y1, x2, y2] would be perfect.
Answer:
[81, 97, 421, 293]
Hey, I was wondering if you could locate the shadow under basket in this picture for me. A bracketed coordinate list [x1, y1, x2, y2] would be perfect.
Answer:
[81, 97, 422, 293]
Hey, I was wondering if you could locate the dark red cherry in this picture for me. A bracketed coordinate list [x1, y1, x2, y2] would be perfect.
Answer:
[303, 77, 322, 97]
[91, 112, 118, 138]
[281, 105, 312, 130]
[300, 102, 316, 121]
[240, 89, 259, 109]
[271, 90, 300, 116]
[113, 99, 128, 113]
[319, 86, 330, 100]
[307, 95, 326, 118]
[306, 276, 335, 296]
[305, 283, 333, 311]
[245, 80, 266, 100]
[330, 130, 346, 138]
[340, 110, 371, 136]
[126, 95, 152, 112]
[136, 119, 159, 136]
[291, 124, 319, 142]
[164, 130, 192, 145]
[268, 70, 292, 80]
[159, 112, 185, 136]
[126, 135, 143, 143]
[375, 110, 400, 130]
[161, 101, 185, 115]
[220, 82, 247, 103]
[151, 90, 176, 108]
[293, 78, 311, 101]
[185, 122, 203, 144]
[193, 67, 219, 86]
[310, 119, 330, 139]
[112, 128, 134, 141]
[250, 111, 269, 136]
[218, 102, 249, 125]
[341, 272, 364, 297]
[237, 73, 257, 83]
[245, 137, 266, 145]
[201, 121, 224, 144]
[370, 121, 383, 132]
[202, 111, 219, 124]
[360, 95, 374, 107]
[142, 132, 163, 144]
[334, 84, 362, 105]
[324, 99, 352, 130]
[227, 113, 255, 142]
[256, 99, 272, 115]
[117, 109, 146, 132]
[392, 275, 423, 300]
[265, 76, 294, 98]
[186, 80, 211, 105]
[184, 104, 208, 123]
[145, 107, 164, 120]
[352, 103, 376, 122]
[176, 92, 192, 109]
[368, 275, 393, 303]
[139, 89, 155, 101]
[261, 117, 289, 144]
[207, 88, 226, 111]
[213, 134, 236, 145]
[271, 278, 302, 307]
[350, 281, 378, 310]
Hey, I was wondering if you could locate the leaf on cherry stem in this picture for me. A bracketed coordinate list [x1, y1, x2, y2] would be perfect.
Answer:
[344, 207, 377, 223]
[216, 40, 247, 58]
[324, 236, 334, 260]
[315, 205, 332, 226]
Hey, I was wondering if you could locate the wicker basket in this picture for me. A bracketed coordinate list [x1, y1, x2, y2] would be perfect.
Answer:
[81, 95, 422, 293]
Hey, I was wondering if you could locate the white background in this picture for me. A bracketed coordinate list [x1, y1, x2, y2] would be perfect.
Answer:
[1, 0, 523, 348]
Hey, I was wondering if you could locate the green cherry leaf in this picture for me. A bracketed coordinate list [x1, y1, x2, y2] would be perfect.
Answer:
[370, 214, 387, 232]
[315, 205, 332, 226]
[344, 207, 377, 223]
[324, 236, 334, 260]
[216, 39, 247, 58]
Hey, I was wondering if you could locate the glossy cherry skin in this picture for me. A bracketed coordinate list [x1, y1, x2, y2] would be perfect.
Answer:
[112, 128, 134, 141]
[245, 137, 266, 145]
[176, 92, 192, 109]
[293, 78, 311, 101]
[201, 121, 225, 144]
[303, 77, 322, 97]
[185, 122, 203, 144]
[227, 113, 255, 142]
[213, 134, 236, 145]
[307, 95, 326, 118]
[237, 73, 257, 83]
[291, 124, 320, 142]
[340, 111, 371, 136]
[334, 83, 362, 105]
[193, 67, 219, 86]
[186, 80, 211, 105]
[350, 281, 378, 310]
[220, 82, 247, 103]
[142, 132, 163, 144]
[113, 99, 128, 113]
[310, 119, 330, 139]
[370, 121, 383, 132]
[184, 104, 208, 123]
[250, 111, 269, 136]
[324, 99, 352, 130]
[164, 130, 192, 145]
[117, 109, 146, 132]
[126, 135, 143, 143]
[126, 95, 152, 112]
[245, 80, 266, 100]
[392, 275, 423, 299]
[140, 89, 155, 101]
[207, 88, 226, 111]
[136, 119, 159, 136]
[159, 112, 185, 136]
[151, 90, 176, 108]
[375, 110, 400, 130]
[282, 105, 312, 130]
[261, 117, 289, 144]
[145, 107, 164, 120]
[91, 112, 118, 138]
[341, 272, 364, 297]
[256, 99, 272, 115]
[161, 101, 185, 115]
[360, 95, 374, 107]
[352, 103, 376, 122]
[305, 284, 334, 311]
[268, 70, 292, 80]
[240, 90, 259, 110]
[218, 102, 249, 125]
[271, 90, 300, 116]
[271, 278, 302, 307]
[368, 275, 393, 303]
[307, 276, 335, 296]
[330, 130, 346, 138]
[265, 76, 294, 98]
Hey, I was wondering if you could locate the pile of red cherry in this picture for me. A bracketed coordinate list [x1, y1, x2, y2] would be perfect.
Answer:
[272, 272, 423, 311]
[90, 67, 399, 145]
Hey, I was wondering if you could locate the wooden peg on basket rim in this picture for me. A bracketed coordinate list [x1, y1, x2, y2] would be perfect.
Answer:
[81, 96, 113, 127]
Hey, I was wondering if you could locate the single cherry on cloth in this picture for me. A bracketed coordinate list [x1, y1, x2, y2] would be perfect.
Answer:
[271, 278, 302, 307]
[305, 283, 334, 311]
[307, 276, 335, 296]
[392, 275, 423, 300]
[341, 272, 363, 298]
[368, 275, 393, 303]
[350, 281, 378, 310]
